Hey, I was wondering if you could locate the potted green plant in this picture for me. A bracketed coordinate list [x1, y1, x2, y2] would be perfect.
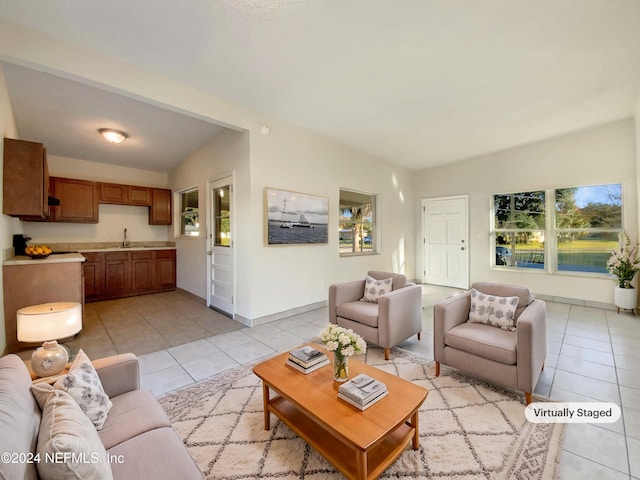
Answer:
[607, 232, 640, 313]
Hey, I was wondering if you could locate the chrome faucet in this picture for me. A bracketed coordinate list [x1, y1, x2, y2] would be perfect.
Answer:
[123, 228, 129, 248]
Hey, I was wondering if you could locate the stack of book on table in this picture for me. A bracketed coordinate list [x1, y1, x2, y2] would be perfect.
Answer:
[286, 346, 329, 374]
[338, 373, 388, 410]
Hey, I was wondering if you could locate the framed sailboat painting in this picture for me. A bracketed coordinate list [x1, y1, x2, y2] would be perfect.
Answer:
[265, 188, 329, 245]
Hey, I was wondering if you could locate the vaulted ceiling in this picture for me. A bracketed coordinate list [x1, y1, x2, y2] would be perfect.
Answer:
[1, 0, 640, 172]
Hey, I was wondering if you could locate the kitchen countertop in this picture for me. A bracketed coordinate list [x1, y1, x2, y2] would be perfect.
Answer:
[3, 253, 86, 266]
[79, 246, 176, 252]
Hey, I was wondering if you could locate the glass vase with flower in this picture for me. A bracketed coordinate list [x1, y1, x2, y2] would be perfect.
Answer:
[320, 324, 366, 382]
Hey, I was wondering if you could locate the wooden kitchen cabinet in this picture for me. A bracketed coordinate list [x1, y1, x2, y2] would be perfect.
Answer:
[131, 251, 154, 293]
[82, 249, 176, 302]
[105, 252, 131, 297]
[50, 177, 99, 223]
[82, 252, 105, 302]
[99, 182, 151, 206]
[149, 188, 172, 225]
[3, 138, 49, 218]
[155, 250, 177, 289]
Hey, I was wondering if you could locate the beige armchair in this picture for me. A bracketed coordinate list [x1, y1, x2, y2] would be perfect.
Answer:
[329, 271, 423, 360]
[433, 282, 546, 405]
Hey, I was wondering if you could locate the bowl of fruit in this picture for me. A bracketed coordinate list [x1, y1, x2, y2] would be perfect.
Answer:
[24, 245, 53, 259]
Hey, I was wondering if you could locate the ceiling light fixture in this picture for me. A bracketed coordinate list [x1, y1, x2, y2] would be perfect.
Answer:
[99, 128, 128, 144]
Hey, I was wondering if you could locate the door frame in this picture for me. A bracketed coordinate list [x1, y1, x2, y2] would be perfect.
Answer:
[422, 194, 470, 288]
[206, 172, 236, 318]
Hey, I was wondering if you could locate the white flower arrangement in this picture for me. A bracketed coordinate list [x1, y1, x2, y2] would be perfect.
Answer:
[321, 324, 366, 358]
[607, 232, 640, 289]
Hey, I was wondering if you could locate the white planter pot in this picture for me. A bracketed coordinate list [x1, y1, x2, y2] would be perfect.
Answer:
[614, 286, 637, 311]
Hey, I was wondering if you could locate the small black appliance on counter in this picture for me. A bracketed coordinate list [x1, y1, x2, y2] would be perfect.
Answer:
[12, 234, 31, 256]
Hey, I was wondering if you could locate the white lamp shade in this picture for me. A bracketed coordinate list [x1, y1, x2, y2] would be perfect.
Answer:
[17, 302, 82, 342]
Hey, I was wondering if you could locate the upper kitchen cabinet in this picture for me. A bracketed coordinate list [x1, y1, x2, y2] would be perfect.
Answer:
[50, 177, 99, 223]
[99, 182, 151, 206]
[3, 138, 49, 218]
[149, 188, 172, 225]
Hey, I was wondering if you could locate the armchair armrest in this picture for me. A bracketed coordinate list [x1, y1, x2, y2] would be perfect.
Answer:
[433, 291, 471, 362]
[93, 353, 139, 398]
[378, 284, 423, 347]
[516, 299, 547, 392]
[329, 280, 365, 323]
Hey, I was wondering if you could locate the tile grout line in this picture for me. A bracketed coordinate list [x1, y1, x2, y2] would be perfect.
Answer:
[605, 310, 632, 480]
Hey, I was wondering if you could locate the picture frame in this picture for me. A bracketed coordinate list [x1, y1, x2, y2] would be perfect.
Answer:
[265, 187, 329, 245]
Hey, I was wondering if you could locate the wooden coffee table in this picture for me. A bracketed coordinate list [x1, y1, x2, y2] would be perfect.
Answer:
[252, 345, 428, 480]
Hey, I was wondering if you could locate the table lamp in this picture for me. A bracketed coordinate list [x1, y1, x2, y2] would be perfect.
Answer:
[17, 302, 82, 377]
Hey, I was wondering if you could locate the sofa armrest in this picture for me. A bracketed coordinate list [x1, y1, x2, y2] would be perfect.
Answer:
[378, 284, 423, 347]
[329, 280, 365, 323]
[93, 353, 140, 398]
[516, 299, 547, 392]
[433, 291, 471, 362]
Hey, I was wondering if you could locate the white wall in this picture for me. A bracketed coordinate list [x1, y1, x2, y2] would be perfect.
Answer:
[169, 120, 416, 324]
[246, 118, 415, 321]
[168, 128, 250, 305]
[414, 119, 638, 304]
[0, 65, 20, 354]
[22, 155, 170, 245]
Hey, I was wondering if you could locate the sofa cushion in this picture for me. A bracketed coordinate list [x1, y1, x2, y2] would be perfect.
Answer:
[445, 322, 517, 365]
[337, 301, 379, 327]
[54, 349, 113, 430]
[99, 389, 171, 450]
[468, 288, 518, 331]
[31, 383, 113, 480]
[0, 355, 40, 480]
[108, 427, 203, 479]
[361, 275, 393, 303]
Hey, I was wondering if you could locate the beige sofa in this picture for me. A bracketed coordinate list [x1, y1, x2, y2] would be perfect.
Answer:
[433, 282, 546, 405]
[329, 270, 423, 360]
[0, 353, 203, 480]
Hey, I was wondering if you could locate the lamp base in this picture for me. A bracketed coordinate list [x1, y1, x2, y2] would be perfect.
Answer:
[31, 340, 69, 377]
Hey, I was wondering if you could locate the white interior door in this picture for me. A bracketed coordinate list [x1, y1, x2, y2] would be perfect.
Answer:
[207, 176, 235, 317]
[423, 195, 469, 289]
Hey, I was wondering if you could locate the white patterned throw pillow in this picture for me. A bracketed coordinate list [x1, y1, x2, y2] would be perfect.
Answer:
[361, 275, 393, 303]
[53, 349, 113, 430]
[468, 288, 519, 331]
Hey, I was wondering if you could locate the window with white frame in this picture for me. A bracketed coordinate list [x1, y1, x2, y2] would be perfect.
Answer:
[492, 184, 622, 274]
[555, 184, 622, 273]
[179, 187, 199, 236]
[339, 189, 377, 255]
[493, 191, 546, 269]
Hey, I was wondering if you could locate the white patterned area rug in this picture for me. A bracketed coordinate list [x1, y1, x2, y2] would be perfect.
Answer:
[159, 347, 564, 479]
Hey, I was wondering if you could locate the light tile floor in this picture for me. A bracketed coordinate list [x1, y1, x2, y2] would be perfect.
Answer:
[57, 285, 640, 479]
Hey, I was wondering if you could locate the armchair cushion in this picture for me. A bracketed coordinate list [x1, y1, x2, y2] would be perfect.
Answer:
[445, 323, 517, 365]
[337, 301, 380, 328]
[361, 275, 393, 303]
[468, 288, 518, 331]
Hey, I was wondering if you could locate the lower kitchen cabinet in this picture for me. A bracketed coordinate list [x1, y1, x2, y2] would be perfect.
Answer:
[155, 250, 176, 289]
[131, 251, 154, 293]
[83, 252, 105, 301]
[82, 249, 176, 302]
[105, 252, 131, 297]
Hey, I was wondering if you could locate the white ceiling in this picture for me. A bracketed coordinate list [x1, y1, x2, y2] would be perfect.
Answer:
[1, 62, 226, 172]
[1, 0, 640, 171]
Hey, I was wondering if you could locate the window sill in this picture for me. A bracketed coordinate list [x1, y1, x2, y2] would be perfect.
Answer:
[491, 266, 612, 280]
[340, 251, 379, 258]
